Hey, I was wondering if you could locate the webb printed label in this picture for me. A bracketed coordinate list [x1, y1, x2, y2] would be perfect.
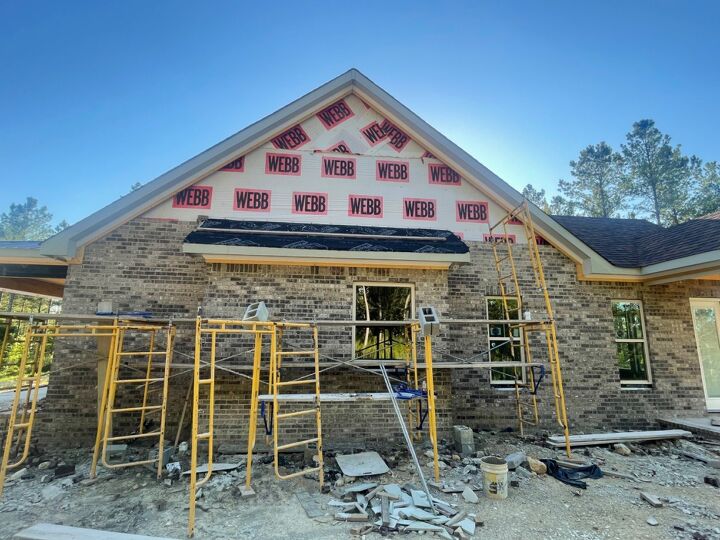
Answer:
[292, 192, 328, 215]
[326, 141, 351, 154]
[403, 198, 437, 221]
[483, 233, 516, 244]
[316, 99, 354, 130]
[321, 156, 356, 179]
[234, 189, 271, 212]
[376, 160, 409, 182]
[456, 200, 489, 223]
[271, 124, 310, 150]
[172, 186, 213, 209]
[265, 152, 302, 176]
[429, 163, 461, 186]
[219, 156, 245, 172]
[348, 195, 383, 218]
[360, 121, 387, 147]
[379, 119, 410, 152]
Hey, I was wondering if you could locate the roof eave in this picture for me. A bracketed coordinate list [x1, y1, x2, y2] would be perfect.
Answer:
[184, 243, 469, 269]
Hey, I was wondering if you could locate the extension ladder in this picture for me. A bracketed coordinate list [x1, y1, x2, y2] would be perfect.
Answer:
[92, 324, 174, 478]
[270, 323, 324, 485]
[490, 201, 572, 455]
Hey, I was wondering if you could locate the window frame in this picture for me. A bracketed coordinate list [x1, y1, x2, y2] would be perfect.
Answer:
[486, 296, 525, 386]
[352, 282, 415, 361]
[611, 299, 652, 385]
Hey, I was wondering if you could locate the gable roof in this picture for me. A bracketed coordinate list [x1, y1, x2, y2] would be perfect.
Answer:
[5, 68, 718, 283]
[35, 69, 593, 264]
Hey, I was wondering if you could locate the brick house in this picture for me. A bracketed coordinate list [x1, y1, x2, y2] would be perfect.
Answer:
[1, 69, 719, 449]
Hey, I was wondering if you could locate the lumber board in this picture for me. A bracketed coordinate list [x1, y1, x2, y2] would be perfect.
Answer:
[13, 523, 179, 540]
[547, 430, 692, 447]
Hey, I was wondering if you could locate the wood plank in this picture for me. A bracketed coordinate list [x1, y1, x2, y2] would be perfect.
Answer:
[13, 523, 179, 540]
[548, 430, 692, 447]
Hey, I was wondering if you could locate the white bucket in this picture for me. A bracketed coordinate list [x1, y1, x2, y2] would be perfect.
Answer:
[480, 455, 508, 500]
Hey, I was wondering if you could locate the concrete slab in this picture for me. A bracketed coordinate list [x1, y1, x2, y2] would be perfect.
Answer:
[335, 451, 389, 476]
[13, 523, 179, 540]
[658, 417, 720, 440]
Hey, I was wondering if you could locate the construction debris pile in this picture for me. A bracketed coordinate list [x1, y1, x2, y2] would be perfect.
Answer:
[1, 428, 720, 540]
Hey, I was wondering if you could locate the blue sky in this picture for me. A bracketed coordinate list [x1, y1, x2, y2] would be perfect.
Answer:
[1, 0, 718, 226]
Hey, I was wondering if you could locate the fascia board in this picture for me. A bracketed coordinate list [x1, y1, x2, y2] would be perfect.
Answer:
[183, 242, 470, 265]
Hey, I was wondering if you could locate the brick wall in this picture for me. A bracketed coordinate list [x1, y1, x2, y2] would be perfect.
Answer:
[37, 218, 719, 450]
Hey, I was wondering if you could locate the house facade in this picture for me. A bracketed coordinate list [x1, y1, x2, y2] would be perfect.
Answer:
[1, 70, 719, 449]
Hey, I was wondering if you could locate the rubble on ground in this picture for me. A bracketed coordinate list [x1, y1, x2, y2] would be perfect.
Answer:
[0, 430, 719, 539]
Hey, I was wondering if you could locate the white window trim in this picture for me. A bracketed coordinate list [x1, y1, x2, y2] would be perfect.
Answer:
[612, 299, 653, 385]
[486, 296, 525, 385]
[352, 282, 415, 361]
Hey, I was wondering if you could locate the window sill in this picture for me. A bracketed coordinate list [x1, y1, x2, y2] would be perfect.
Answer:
[490, 385, 518, 392]
[620, 383, 653, 390]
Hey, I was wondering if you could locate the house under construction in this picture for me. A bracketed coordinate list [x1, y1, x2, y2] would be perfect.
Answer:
[0, 69, 719, 535]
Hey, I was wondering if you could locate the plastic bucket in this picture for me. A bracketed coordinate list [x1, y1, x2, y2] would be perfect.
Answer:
[480, 456, 508, 500]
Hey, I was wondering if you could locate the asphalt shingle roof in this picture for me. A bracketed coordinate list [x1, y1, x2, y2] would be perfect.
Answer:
[185, 219, 469, 255]
[551, 214, 720, 268]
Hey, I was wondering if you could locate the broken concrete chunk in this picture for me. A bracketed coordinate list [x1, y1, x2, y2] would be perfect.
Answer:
[461, 486, 478, 503]
[9, 468, 28, 481]
[640, 491, 663, 508]
[341, 482, 377, 494]
[458, 517, 476, 535]
[647, 516, 659, 526]
[410, 489, 431, 508]
[453, 425, 475, 456]
[614, 443, 632, 456]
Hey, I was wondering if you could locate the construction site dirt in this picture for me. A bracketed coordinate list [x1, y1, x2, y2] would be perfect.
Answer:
[1, 430, 719, 540]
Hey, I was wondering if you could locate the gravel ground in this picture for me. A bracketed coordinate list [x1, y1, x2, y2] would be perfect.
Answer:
[1, 432, 719, 540]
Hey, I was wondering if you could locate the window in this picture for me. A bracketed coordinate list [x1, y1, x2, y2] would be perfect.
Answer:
[354, 284, 414, 360]
[612, 300, 651, 383]
[486, 297, 523, 384]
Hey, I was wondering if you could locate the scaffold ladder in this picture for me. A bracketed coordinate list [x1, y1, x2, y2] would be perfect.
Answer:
[0, 322, 46, 497]
[490, 201, 572, 456]
[188, 318, 272, 538]
[93, 324, 174, 477]
[270, 323, 324, 485]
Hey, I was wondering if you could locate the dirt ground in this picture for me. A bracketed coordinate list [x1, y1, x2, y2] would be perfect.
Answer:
[1, 431, 719, 540]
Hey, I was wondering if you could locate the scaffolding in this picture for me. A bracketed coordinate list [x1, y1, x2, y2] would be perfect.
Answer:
[0, 318, 177, 496]
[0, 200, 573, 538]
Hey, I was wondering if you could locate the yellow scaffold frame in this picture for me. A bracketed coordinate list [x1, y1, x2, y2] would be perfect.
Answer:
[91, 322, 176, 479]
[188, 318, 274, 538]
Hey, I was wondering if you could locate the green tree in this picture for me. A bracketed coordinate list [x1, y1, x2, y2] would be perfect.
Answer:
[621, 119, 698, 226]
[0, 197, 67, 240]
[522, 184, 577, 215]
[691, 161, 720, 217]
[560, 142, 625, 217]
